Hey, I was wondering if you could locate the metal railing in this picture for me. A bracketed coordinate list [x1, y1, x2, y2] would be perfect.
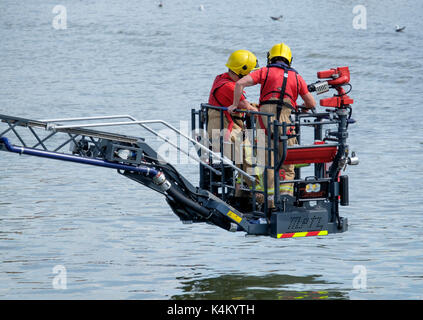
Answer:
[193, 103, 345, 215]
[38, 114, 255, 181]
[1, 106, 346, 218]
[193, 104, 277, 213]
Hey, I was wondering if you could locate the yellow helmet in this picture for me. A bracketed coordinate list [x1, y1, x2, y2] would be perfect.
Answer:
[225, 49, 259, 77]
[267, 43, 293, 65]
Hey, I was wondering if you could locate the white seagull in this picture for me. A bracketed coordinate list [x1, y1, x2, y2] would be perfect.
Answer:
[395, 25, 406, 32]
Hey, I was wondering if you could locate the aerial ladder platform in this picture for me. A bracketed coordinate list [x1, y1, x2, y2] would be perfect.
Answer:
[0, 66, 358, 239]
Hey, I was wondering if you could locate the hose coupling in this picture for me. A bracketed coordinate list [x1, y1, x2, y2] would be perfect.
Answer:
[153, 171, 171, 191]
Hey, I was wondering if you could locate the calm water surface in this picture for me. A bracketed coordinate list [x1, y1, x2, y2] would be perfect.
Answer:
[0, 0, 423, 299]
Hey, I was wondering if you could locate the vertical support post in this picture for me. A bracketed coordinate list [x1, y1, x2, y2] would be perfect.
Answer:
[273, 120, 281, 209]
[314, 115, 324, 179]
[294, 111, 301, 180]
[219, 108, 225, 201]
[250, 112, 256, 212]
[330, 108, 349, 228]
[192, 108, 203, 189]
[203, 106, 214, 193]
[264, 115, 271, 216]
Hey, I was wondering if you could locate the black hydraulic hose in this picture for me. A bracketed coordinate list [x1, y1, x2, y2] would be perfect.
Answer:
[166, 185, 232, 231]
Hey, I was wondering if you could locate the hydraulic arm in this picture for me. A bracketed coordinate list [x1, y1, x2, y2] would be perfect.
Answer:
[0, 114, 252, 233]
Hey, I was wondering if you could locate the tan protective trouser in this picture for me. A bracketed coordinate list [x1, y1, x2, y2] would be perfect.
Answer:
[207, 110, 254, 197]
[257, 99, 297, 207]
[207, 110, 244, 161]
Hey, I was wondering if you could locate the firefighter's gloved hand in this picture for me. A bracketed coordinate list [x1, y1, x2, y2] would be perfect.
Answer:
[244, 102, 258, 113]
[227, 104, 237, 113]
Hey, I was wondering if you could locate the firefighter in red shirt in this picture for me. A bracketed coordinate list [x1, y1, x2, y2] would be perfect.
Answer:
[228, 43, 316, 207]
[207, 49, 259, 197]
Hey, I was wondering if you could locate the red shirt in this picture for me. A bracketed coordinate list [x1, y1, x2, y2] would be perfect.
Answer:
[208, 73, 245, 107]
[250, 66, 309, 108]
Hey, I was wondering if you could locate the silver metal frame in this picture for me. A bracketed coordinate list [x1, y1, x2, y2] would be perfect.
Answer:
[39, 114, 255, 181]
